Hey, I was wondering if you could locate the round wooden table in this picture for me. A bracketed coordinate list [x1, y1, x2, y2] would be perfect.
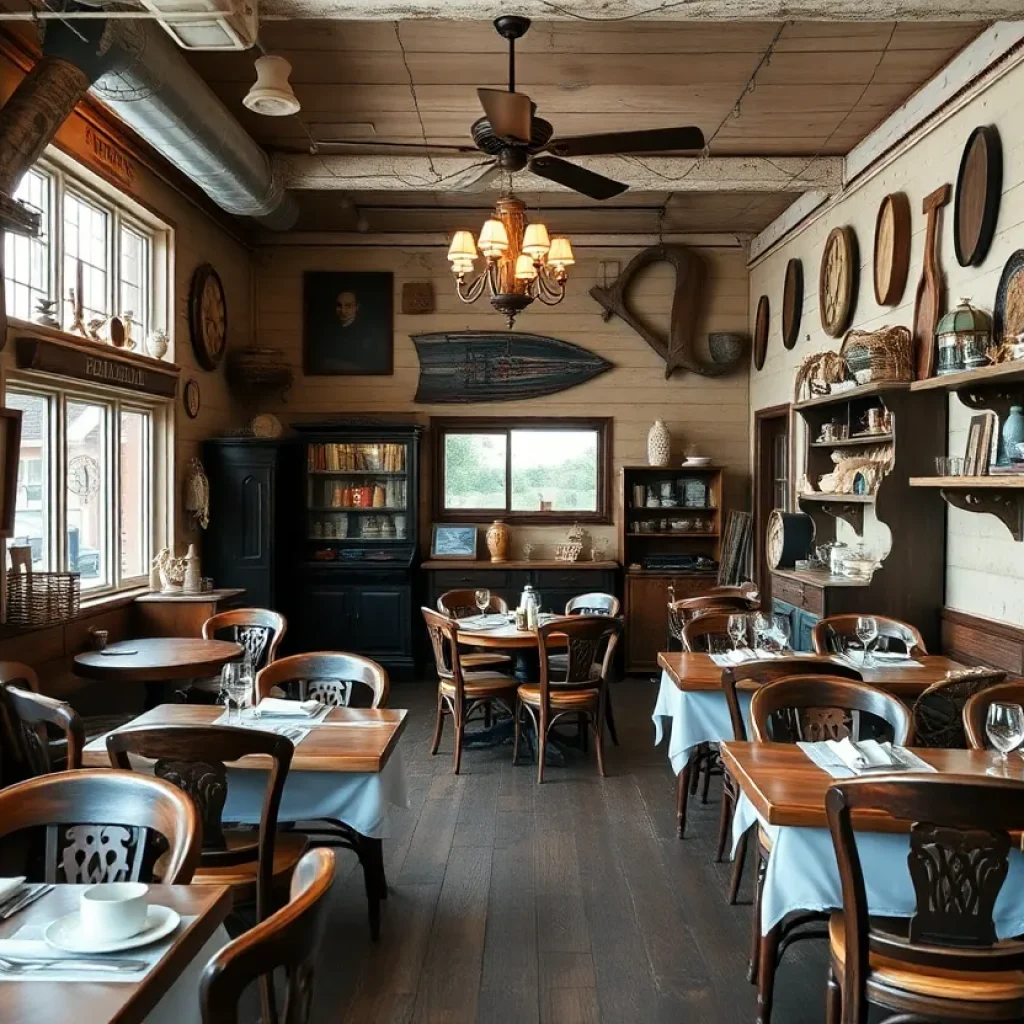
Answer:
[74, 638, 244, 707]
[456, 618, 566, 682]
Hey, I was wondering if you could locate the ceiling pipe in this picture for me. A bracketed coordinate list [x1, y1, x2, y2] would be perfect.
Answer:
[40, 12, 298, 230]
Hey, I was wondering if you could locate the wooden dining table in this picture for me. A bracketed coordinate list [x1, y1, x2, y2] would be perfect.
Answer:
[0, 884, 230, 1024]
[456, 614, 570, 682]
[74, 638, 244, 708]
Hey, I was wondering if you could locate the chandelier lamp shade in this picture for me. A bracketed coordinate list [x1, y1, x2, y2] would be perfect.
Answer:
[447, 195, 575, 327]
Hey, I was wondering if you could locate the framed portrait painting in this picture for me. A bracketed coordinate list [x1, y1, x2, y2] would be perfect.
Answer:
[304, 271, 394, 375]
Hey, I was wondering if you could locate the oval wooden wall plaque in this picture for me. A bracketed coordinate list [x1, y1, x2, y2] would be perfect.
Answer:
[753, 294, 769, 371]
[819, 226, 857, 338]
[955, 125, 1002, 268]
[782, 259, 803, 350]
[873, 192, 911, 306]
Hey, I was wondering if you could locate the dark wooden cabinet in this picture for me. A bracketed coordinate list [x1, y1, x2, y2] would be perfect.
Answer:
[625, 572, 718, 673]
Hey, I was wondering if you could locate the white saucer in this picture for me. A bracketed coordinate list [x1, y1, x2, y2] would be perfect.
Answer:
[44, 904, 181, 954]
[682, 457, 712, 467]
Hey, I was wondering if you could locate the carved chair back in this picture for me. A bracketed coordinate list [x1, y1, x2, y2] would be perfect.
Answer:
[0, 769, 200, 884]
[203, 609, 287, 673]
[421, 607, 464, 684]
[107, 725, 292, 920]
[963, 679, 1024, 751]
[721, 657, 862, 742]
[0, 685, 84, 779]
[256, 653, 389, 709]
[669, 595, 758, 648]
[200, 848, 335, 1024]
[811, 614, 927, 657]
[750, 676, 912, 746]
[565, 592, 621, 617]
[912, 668, 1009, 749]
[537, 616, 622, 698]
[437, 590, 509, 618]
[826, 774, 1024, 1024]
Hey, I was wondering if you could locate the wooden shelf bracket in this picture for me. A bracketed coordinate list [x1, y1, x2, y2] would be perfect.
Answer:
[804, 499, 865, 535]
[940, 487, 1024, 542]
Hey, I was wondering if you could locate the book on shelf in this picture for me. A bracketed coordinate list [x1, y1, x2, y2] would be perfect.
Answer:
[307, 443, 406, 473]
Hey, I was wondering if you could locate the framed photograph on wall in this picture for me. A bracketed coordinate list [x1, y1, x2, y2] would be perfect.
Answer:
[303, 271, 394, 376]
[431, 525, 478, 560]
[964, 412, 995, 476]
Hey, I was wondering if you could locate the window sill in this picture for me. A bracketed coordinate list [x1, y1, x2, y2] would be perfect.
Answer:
[0, 586, 150, 638]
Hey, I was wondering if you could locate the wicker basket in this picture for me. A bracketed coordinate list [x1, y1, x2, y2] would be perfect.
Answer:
[6, 570, 81, 628]
[839, 326, 915, 385]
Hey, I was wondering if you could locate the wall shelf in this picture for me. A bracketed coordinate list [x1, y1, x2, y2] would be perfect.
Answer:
[910, 362, 1024, 419]
[910, 475, 1024, 540]
[793, 381, 911, 412]
[809, 434, 893, 448]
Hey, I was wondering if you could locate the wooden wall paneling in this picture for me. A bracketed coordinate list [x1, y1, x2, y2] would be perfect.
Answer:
[940, 608, 1024, 675]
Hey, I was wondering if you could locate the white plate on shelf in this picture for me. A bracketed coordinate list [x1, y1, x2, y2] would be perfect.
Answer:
[681, 457, 712, 467]
[44, 905, 180, 954]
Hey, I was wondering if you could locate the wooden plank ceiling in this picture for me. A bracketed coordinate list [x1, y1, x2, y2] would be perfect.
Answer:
[185, 18, 983, 233]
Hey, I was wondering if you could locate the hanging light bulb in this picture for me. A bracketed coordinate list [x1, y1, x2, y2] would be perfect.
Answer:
[243, 55, 301, 117]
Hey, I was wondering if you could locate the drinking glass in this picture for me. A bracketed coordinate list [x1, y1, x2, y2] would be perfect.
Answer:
[727, 614, 747, 651]
[474, 589, 490, 616]
[771, 614, 792, 652]
[752, 612, 771, 652]
[855, 616, 879, 666]
[221, 662, 250, 726]
[986, 702, 1024, 773]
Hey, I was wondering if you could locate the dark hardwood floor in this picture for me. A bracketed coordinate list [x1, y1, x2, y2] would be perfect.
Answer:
[309, 679, 828, 1024]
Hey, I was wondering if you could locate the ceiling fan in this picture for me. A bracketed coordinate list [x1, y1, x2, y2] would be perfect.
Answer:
[313, 15, 706, 201]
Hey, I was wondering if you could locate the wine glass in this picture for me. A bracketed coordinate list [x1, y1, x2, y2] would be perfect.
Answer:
[752, 612, 771, 652]
[474, 589, 491, 617]
[855, 616, 879, 666]
[986, 702, 1024, 774]
[222, 662, 250, 726]
[771, 614, 792, 652]
[727, 614, 747, 652]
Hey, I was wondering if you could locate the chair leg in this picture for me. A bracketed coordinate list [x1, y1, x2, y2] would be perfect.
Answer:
[676, 756, 692, 839]
[701, 750, 713, 804]
[512, 699, 522, 766]
[453, 704, 465, 775]
[756, 924, 780, 1024]
[825, 967, 841, 1024]
[605, 694, 619, 746]
[594, 699, 606, 777]
[728, 827, 749, 906]
[689, 747, 702, 795]
[430, 690, 445, 756]
[715, 783, 734, 862]
[748, 844, 766, 983]
[537, 707, 549, 784]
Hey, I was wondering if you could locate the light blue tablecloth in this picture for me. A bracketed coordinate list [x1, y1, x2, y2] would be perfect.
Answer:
[652, 669, 752, 773]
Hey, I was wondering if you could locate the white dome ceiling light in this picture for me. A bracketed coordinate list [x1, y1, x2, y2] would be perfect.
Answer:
[243, 55, 300, 117]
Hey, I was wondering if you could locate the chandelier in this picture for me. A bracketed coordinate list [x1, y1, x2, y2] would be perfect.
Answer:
[446, 194, 575, 328]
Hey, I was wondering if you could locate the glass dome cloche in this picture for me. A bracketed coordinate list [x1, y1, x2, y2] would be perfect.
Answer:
[936, 298, 993, 375]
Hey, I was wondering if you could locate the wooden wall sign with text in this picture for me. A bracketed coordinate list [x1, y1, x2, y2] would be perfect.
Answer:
[16, 333, 179, 399]
[83, 125, 136, 191]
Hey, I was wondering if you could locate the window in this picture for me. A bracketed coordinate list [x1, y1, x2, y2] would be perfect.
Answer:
[433, 417, 611, 523]
[3, 161, 156, 337]
[7, 385, 156, 595]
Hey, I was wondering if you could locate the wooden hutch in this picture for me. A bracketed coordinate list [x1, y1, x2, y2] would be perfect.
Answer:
[620, 464, 723, 673]
[771, 382, 947, 652]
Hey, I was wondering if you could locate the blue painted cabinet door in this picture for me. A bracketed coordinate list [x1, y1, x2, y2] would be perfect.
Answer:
[771, 599, 818, 652]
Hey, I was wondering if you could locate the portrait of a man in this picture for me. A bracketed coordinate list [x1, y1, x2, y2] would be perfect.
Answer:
[304, 271, 394, 375]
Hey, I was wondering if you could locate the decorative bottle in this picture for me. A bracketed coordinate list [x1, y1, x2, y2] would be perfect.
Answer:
[183, 543, 202, 594]
[647, 419, 671, 467]
[1000, 405, 1024, 467]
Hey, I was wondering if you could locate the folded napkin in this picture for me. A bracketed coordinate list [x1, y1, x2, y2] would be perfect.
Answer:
[0, 878, 25, 904]
[710, 648, 780, 667]
[798, 739, 935, 779]
[841, 650, 923, 668]
[253, 698, 322, 718]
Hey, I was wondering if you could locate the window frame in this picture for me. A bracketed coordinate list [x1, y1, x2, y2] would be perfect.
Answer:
[431, 416, 613, 525]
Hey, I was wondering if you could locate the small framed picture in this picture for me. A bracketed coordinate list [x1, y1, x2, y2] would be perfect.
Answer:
[304, 270, 394, 376]
[431, 525, 478, 560]
[964, 412, 995, 476]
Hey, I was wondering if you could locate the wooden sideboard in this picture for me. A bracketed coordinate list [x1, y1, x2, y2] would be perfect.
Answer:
[133, 588, 246, 638]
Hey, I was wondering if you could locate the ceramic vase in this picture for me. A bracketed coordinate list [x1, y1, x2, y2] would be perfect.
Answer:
[183, 543, 202, 594]
[647, 419, 671, 467]
[1000, 405, 1024, 466]
[486, 519, 509, 563]
[146, 329, 169, 360]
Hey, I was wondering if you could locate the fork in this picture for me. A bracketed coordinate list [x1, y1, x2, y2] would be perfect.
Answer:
[0, 955, 147, 973]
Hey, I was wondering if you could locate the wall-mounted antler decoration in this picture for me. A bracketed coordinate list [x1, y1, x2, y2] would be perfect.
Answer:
[589, 244, 745, 379]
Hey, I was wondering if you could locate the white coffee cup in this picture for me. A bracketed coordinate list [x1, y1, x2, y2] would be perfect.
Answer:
[80, 882, 149, 941]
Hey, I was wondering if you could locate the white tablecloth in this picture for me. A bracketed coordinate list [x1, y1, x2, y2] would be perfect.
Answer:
[222, 746, 409, 839]
[730, 793, 1024, 940]
[652, 670, 752, 774]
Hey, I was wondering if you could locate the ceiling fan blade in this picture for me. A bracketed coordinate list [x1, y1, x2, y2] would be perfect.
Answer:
[545, 126, 705, 158]
[448, 161, 502, 192]
[477, 88, 533, 144]
[313, 138, 478, 153]
[529, 156, 627, 201]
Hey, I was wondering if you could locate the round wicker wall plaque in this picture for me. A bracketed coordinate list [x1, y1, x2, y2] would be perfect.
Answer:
[753, 294, 769, 371]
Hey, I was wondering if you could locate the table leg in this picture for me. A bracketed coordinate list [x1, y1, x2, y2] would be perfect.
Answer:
[676, 755, 693, 839]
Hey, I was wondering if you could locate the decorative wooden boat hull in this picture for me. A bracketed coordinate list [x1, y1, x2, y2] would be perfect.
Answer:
[412, 331, 613, 404]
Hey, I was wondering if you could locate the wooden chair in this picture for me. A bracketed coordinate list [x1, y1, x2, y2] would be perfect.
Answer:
[716, 657, 862, 904]
[436, 589, 513, 672]
[963, 679, 1024, 750]
[513, 615, 622, 784]
[565, 592, 621, 616]
[0, 768, 200, 883]
[812, 614, 927, 657]
[825, 775, 1024, 1024]
[200, 848, 335, 1024]
[668, 594, 758, 650]
[254, 651, 389, 942]
[913, 666, 1008, 748]
[256, 652, 389, 709]
[682, 611, 754, 653]
[184, 609, 288, 703]
[0, 684, 84, 780]
[423, 608, 518, 775]
[107, 725, 306, 924]
[747, 676, 913, 1024]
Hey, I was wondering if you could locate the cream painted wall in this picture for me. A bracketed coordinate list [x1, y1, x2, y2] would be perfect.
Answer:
[749, 62, 1024, 626]
[253, 242, 751, 558]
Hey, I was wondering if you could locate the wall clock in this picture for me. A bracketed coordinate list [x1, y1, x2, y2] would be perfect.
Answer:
[818, 226, 857, 338]
[183, 378, 201, 419]
[873, 193, 911, 306]
[753, 294, 769, 371]
[68, 455, 100, 499]
[782, 259, 803, 350]
[188, 263, 227, 371]
[954, 125, 1002, 268]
